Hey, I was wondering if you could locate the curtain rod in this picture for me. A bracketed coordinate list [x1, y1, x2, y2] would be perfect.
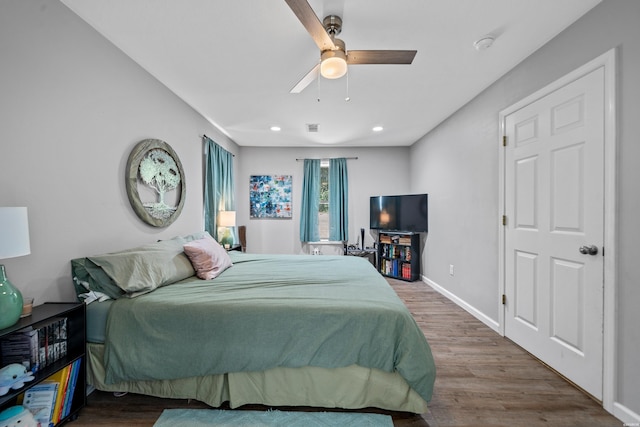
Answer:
[202, 134, 235, 157]
[295, 157, 358, 161]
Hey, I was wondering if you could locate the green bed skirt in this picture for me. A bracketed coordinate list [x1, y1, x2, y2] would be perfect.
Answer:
[86, 343, 429, 414]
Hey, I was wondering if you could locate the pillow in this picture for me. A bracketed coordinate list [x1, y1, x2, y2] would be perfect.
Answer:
[71, 257, 126, 300]
[88, 238, 196, 297]
[183, 235, 233, 280]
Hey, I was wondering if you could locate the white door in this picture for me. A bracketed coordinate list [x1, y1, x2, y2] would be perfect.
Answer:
[503, 67, 605, 399]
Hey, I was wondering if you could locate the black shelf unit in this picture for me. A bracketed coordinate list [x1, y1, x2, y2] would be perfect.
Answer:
[377, 231, 420, 282]
[0, 302, 86, 425]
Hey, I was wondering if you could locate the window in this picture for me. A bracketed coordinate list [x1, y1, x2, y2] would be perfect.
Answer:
[300, 158, 348, 243]
[318, 161, 329, 240]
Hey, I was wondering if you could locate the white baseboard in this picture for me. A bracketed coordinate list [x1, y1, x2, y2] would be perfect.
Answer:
[422, 275, 501, 334]
[613, 402, 640, 425]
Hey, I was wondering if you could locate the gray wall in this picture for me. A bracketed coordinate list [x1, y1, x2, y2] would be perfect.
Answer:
[236, 146, 410, 254]
[410, 0, 639, 417]
[0, 0, 237, 303]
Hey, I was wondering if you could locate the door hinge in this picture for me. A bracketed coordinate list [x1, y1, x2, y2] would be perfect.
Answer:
[502, 215, 507, 226]
[502, 294, 506, 305]
[502, 135, 507, 147]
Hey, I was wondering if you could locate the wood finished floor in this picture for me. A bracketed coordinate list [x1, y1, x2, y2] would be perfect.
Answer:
[71, 278, 621, 427]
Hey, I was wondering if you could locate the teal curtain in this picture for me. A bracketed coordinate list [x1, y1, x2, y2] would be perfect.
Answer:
[329, 158, 349, 241]
[299, 159, 320, 242]
[204, 137, 235, 242]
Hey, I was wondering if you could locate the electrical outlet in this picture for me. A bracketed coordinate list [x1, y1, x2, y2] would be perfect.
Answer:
[449, 264, 454, 276]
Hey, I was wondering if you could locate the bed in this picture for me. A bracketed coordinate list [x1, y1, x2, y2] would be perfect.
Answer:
[71, 232, 436, 413]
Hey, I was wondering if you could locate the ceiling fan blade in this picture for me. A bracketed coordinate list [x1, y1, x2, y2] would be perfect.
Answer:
[285, 0, 335, 51]
[290, 63, 320, 93]
[347, 50, 417, 65]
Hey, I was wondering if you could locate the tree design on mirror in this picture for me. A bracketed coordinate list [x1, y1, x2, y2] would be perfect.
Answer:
[126, 139, 186, 227]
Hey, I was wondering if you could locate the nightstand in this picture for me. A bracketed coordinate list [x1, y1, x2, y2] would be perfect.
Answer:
[0, 302, 86, 423]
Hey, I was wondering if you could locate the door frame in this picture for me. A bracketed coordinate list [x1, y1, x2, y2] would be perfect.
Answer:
[498, 48, 617, 412]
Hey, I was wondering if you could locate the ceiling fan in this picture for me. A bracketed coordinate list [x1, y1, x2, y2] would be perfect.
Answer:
[285, 0, 417, 93]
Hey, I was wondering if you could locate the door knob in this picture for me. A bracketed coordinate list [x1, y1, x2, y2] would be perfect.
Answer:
[579, 245, 598, 256]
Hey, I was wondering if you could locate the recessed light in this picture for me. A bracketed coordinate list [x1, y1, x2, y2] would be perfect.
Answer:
[372, 126, 383, 132]
[270, 126, 281, 132]
[474, 36, 495, 51]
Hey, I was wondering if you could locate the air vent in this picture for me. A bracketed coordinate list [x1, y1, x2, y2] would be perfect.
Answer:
[307, 123, 319, 133]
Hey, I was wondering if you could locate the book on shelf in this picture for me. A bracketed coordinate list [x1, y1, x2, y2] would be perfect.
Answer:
[50, 364, 72, 425]
[402, 263, 411, 279]
[58, 318, 68, 360]
[17, 358, 82, 426]
[61, 358, 82, 419]
[0, 327, 38, 371]
[1, 317, 68, 376]
[19, 381, 58, 426]
[36, 318, 55, 369]
[379, 258, 413, 280]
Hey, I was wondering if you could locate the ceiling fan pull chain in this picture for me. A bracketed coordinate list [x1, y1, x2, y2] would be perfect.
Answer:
[317, 67, 321, 102]
[345, 70, 350, 102]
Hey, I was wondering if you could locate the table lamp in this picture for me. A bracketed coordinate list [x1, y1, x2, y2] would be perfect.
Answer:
[0, 207, 30, 329]
[217, 210, 236, 249]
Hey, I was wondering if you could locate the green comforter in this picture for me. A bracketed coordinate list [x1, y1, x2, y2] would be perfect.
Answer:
[103, 253, 436, 402]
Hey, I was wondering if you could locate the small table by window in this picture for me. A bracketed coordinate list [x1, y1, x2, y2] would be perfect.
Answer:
[346, 248, 377, 268]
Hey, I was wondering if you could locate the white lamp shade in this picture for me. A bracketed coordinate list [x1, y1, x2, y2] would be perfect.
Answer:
[218, 211, 236, 227]
[0, 207, 31, 259]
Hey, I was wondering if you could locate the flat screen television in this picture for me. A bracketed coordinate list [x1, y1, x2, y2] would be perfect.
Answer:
[369, 194, 428, 233]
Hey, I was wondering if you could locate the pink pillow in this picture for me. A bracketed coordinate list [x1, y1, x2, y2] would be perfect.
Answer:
[183, 235, 233, 280]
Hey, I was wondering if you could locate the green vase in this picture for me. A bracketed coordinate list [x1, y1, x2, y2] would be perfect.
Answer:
[219, 228, 233, 248]
[0, 264, 24, 329]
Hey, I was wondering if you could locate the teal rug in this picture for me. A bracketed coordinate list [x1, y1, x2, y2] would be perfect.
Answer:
[153, 409, 393, 427]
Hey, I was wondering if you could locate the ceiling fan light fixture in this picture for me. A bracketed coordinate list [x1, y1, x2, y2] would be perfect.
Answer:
[320, 54, 347, 79]
[320, 38, 347, 79]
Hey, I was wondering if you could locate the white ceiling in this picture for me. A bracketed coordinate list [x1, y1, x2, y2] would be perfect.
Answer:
[61, 0, 600, 148]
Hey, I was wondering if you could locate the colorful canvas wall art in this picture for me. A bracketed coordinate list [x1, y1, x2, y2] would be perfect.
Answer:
[250, 175, 292, 218]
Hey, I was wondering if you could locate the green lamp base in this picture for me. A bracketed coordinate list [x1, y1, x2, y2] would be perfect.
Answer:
[0, 265, 24, 330]
[219, 227, 234, 248]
